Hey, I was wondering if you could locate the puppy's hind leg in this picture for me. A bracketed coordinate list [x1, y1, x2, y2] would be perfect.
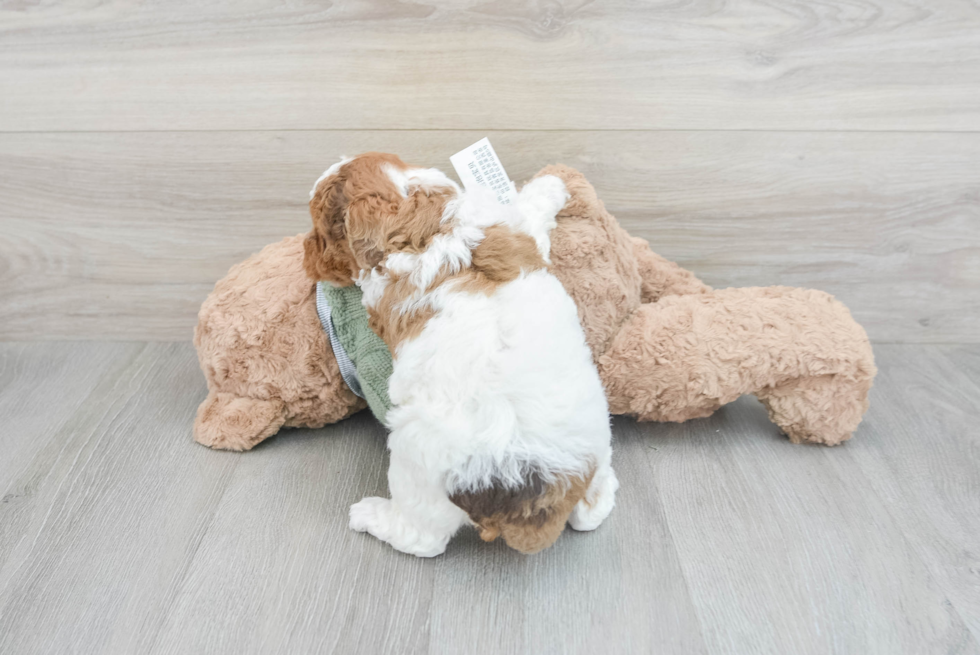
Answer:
[569, 456, 618, 532]
[349, 445, 468, 558]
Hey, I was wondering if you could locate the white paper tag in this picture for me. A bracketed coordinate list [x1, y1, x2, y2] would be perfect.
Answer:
[450, 137, 518, 205]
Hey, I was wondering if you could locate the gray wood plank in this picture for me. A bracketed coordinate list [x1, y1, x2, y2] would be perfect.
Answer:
[1, 342, 979, 654]
[78, 379, 706, 655]
[0, 342, 239, 654]
[1, 0, 979, 131]
[632, 393, 979, 654]
[2, 130, 977, 342]
[842, 345, 980, 643]
[427, 416, 708, 655]
[152, 416, 707, 655]
[147, 412, 439, 655]
[0, 342, 148, 584]
[0, 342, 143, 490]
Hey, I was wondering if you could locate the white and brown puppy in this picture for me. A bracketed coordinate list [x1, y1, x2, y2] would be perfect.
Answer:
[303, 153, 618, 556]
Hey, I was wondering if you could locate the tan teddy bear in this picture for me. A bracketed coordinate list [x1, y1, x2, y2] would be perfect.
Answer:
[194, 165, 875, 451]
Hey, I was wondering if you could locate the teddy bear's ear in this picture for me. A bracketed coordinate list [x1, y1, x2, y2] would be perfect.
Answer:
[304, 171, 359, 286]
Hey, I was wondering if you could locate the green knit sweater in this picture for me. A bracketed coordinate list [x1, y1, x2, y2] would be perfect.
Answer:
[316, 283, 394, 423]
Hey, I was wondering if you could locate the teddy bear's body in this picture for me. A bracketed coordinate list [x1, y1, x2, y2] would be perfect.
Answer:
[194, 165, 875, 451]
[194, 235, 365, 451]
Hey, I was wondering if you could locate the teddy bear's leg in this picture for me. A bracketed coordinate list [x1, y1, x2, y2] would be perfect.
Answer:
[598, 286, 876, 444]
[193, 391, 287, 452]
[630, 236, 712, 302]
[755, 374, 871, 446]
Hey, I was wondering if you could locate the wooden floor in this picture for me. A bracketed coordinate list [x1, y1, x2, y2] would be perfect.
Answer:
[0, 342, 977, 654]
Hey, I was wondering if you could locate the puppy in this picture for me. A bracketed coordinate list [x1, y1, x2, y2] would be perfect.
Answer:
[304, 153, 618, 556]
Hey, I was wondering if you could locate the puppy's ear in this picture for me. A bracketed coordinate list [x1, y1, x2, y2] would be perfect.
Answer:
[304, 152, 421, 282]
[304, 171, 359, 285]
[345, 194, 399, 269]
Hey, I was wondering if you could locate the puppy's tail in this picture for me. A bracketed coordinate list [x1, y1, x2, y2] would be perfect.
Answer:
[449, 467, 594, 555]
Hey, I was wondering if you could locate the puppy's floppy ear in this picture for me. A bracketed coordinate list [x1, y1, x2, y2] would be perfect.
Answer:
[345, 194, 398, 269]
[303, 171, 359, 285]
[304, 152, 419, 282]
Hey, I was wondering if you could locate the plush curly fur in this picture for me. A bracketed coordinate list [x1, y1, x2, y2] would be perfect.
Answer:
[540, 164, 876, 446]
[297, 156, 616, 556]
[194, 165, 875, 451]
[194, 236, 365, 451]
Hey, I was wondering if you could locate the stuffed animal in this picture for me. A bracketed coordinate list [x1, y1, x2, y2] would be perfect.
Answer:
[194, 165, 875, 451]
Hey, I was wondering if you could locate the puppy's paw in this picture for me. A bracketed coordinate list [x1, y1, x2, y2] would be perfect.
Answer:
[349, 496, 392, 538]
[569, 468, 618, 532]
[349, 497, 449, 557]
[519, 175, 570, 222]
[516, 175, 569, 262]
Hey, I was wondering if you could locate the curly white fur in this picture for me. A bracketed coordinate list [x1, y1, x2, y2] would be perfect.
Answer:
[349, 172, 617, 557]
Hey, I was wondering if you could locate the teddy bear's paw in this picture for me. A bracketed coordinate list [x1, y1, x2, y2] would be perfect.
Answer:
[193, 392, 286, 451]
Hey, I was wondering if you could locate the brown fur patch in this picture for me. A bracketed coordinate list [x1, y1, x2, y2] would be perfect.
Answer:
[303, 153, 461, 286]
[450, 467, 595, 555]
[305, 154, 548, 357]
[304, 152, 408, 285]
[444, 224, 547, 297]
[470, 224, 545, 282]
[384, 187, 455, 254]
[365, 274, 437, 353]
[365, 225, 546, 353]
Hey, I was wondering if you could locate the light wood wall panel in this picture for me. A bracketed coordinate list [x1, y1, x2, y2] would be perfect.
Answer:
[1, 130, 976, 342]
[1, 0, 979, 131]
